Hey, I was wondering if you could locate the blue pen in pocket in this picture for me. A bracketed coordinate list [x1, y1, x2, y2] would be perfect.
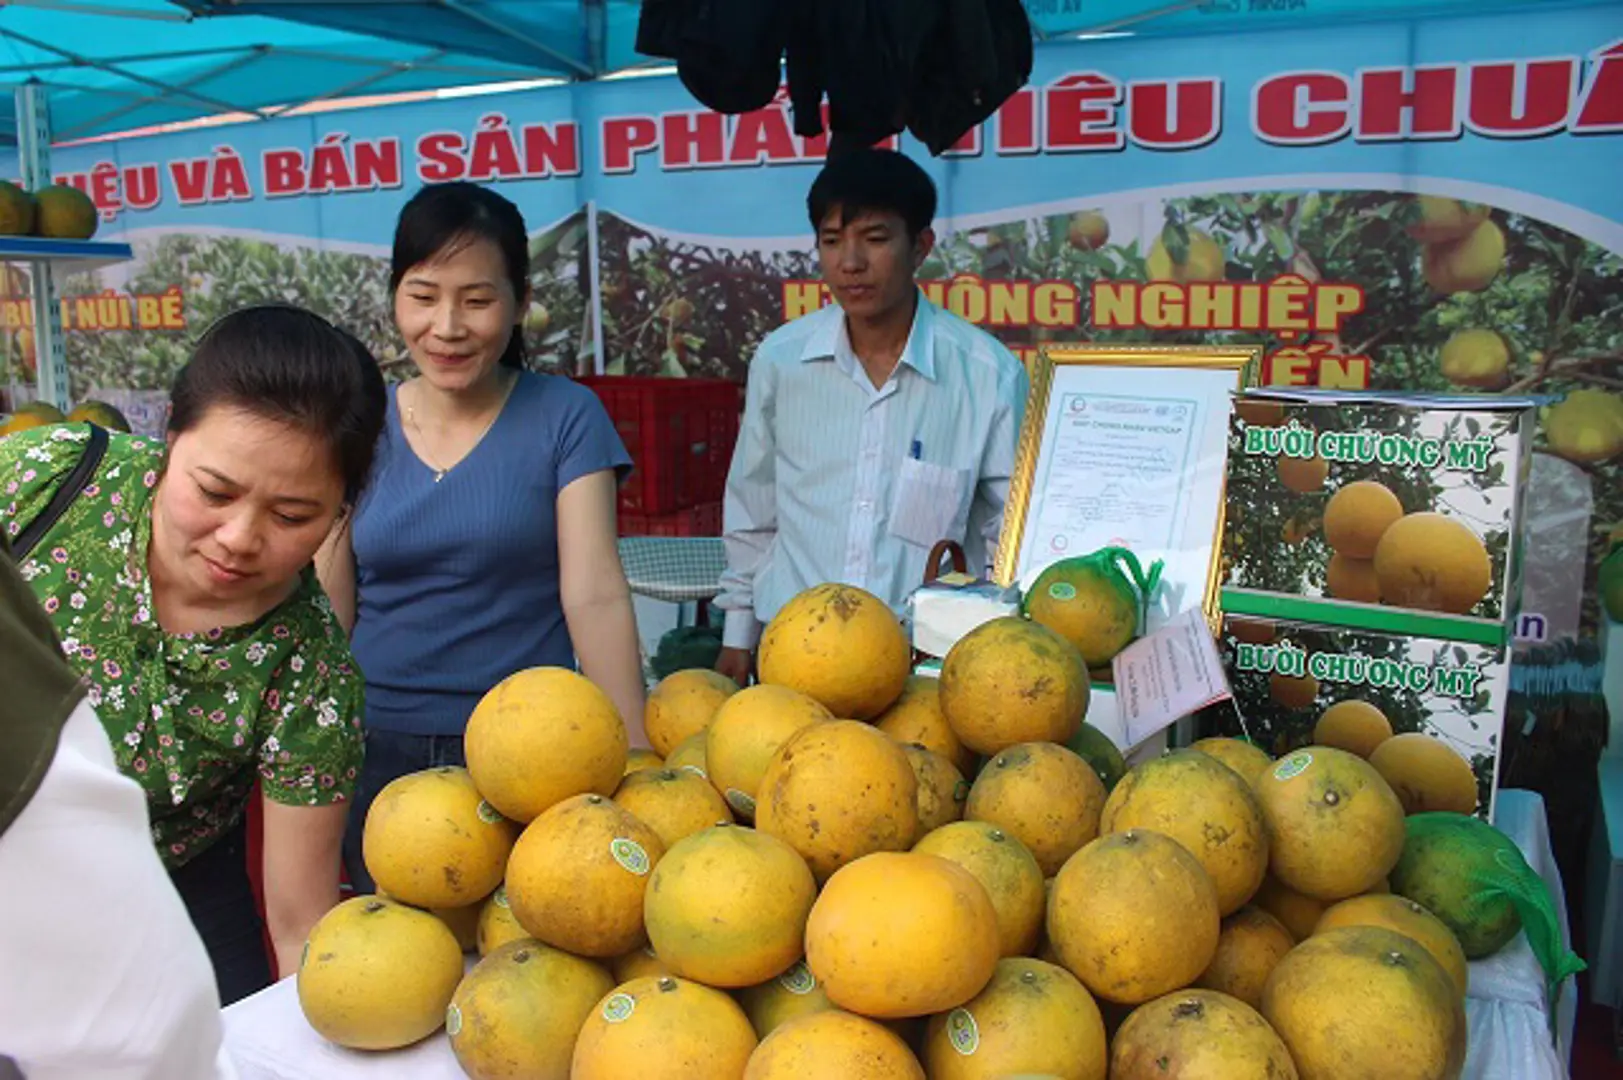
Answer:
[910, 439, 922, 460]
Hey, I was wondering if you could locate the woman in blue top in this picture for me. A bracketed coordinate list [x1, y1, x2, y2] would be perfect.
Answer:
[320, 182, 647, 891]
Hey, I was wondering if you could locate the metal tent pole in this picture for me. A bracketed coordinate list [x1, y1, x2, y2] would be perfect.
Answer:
[15, 79, 69, 412]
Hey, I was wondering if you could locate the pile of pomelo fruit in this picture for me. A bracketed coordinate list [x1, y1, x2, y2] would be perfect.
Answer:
[299, 581, 1516, 1079]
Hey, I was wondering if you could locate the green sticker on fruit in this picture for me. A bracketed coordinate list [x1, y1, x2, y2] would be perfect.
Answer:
[947, 1008, 980, 1055]
[602, 993, 635, 1024]
[445, 1003, 462, 1037]
[493, 885, 509, 909]
[726, 788, 757, 817]
[1274, 751, 1313, 781]
[1048, 581, 1077, 601]
[476, 800, 504, 825]
[778, 961, 816, 995]
[610, 838, 651, 875]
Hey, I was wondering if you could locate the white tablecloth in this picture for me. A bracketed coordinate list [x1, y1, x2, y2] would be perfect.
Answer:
[222, 790, 1577, 1080]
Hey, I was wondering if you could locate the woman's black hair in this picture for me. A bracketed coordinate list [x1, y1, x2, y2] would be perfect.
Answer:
[807, 147, 938, 240]
[169, 305, 388, 506]
[390, 181, 531, 371]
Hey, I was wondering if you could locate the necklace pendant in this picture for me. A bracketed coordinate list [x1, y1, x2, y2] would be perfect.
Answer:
[434, 470, 446, 483]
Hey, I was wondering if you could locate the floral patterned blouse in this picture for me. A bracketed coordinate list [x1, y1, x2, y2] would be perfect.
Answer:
[0, 423, 364, 870]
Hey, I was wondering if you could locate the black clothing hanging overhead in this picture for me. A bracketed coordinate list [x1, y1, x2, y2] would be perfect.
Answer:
[635, 0, 1034, 158]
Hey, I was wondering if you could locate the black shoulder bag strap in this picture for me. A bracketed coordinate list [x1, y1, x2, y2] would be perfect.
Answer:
[11, 423, 109, 561]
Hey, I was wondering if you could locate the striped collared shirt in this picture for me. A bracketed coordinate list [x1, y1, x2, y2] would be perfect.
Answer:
[716, 293, 1029, 650]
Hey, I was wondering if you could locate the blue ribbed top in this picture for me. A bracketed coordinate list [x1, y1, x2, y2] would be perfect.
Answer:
[349, 372, 631, 735]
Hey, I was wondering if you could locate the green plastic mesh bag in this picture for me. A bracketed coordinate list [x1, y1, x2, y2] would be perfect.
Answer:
[1390, 811, 1585, 1016]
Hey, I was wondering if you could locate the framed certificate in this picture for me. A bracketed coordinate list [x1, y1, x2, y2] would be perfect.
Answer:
[993, 344, 1263, 633]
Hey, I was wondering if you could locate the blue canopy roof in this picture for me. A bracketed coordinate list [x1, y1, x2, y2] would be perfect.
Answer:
[0, 0, 1593, 145]
[0, 0, 544, 144]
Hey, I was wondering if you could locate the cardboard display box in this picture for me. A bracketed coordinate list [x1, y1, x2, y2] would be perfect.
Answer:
[1207, 613, 1509, 819]
[1220, 389, 1540, 648]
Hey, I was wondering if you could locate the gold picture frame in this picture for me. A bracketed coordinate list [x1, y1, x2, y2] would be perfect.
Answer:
[993, 343, 1263, 632]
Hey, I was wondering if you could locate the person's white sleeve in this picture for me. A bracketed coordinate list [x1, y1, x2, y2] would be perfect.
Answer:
[0, 699, 238, 1080]
[968, 354, 1031, 579]
[715, 354, 779, 651]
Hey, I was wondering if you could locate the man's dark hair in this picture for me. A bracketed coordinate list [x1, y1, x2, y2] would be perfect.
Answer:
[807, 148, 937, 239]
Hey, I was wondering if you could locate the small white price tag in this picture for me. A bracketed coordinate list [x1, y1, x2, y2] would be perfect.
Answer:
[1111, 606, 1233, 749]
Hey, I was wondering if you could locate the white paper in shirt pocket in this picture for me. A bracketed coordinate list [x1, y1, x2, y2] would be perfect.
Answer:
[889, 457, 971, 548]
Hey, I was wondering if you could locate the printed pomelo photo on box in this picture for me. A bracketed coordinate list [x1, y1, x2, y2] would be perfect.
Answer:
[1220, 389, 1540, 646]
[1206, 614, 1509, 819]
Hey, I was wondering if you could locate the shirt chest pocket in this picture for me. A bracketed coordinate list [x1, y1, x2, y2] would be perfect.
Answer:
[888, 458, 973, 548]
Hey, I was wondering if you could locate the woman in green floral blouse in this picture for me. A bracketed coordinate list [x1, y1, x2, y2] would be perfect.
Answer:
[0, 305, 386, 1005]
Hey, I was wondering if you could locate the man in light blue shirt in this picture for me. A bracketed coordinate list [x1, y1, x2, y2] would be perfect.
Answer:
[714, 148, 1030, 684]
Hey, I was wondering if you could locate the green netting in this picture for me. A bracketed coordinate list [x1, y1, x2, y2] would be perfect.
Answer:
[1395, 811, 1586, 1021]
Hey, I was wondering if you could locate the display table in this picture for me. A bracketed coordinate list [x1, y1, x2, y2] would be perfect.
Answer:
[221, 791, 1576, 1080]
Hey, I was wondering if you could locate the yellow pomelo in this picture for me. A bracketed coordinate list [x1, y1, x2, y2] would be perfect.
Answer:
[806, 851, 1002, 1018]
[913, 819, 1047, 958]
[623, 749, 664, 776]
[0, 180, 35, 235]
[465, 666, 628, 822]
[0, 405, 61, 436]
[757, 583, 910, 719]
[1369, 732, 1480, 815]
[610, 944, 673, 984]
[1407, 196, 1489, 243]
[1268, 671, 1320, 710]
[645, 668, 738, 757]
[705, 684, 831, 819]
[923, 958, 1107, 1080]
[1324, 480, 1404, 559]
[875, 675, 975, 775]
[1111, 989, 1299, 1080]
[1262, 926, 1465, 1079]
[1048, 830, 1221, 1005]
[1313, 700, 1394, 759]
[1373, 512, 1493, 615]
[1315, 893, 1470, 1000]
[571, 975, 758, 1080]
[475, 886, 528, 956]
[1439, 328, 1511, 389]
[1277, 453, 1329, 493]
[1147, 227, 1226, 283]
[1067, 210, 1110, 251]
[362, 766, 516, 908]
[644, 823, 817, 988]
[1025, 561, 1139, 667]
[902, 742, 967, 840]
[736, 960, 835, 1039]
[447, 939, 615, 1080]
[1255, 747, 1407, 900]
[1542, 388, 1623, 465]
[744, 1009, 925, 1080]
[755, 720, 918, 881]
[664, 730, 710, 779]
[33, 184, 98, 240]
[966, 741, 1106, 878]
[1100, 749, 1270, 915]
[1194, 905, 1296, 1010]
[1251, 873, 1326, 942]
[1326, 552, 1383, 603]
[296, 895, 464, 1050]
[1189, 737, 1273, 786]
[1423, 218, 1505, 294]
[505, 793, 666, 957]
[612, 766, 733, 849]
[66, 399, 131, 432]
[940, 616, 1089, 755]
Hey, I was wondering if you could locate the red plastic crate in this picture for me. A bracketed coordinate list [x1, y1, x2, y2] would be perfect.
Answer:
[578, 376, 740, 515]
[618, 501, 723, 537]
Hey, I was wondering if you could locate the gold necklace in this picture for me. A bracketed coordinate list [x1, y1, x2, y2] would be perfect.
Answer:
[404, 376, 515, 483]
